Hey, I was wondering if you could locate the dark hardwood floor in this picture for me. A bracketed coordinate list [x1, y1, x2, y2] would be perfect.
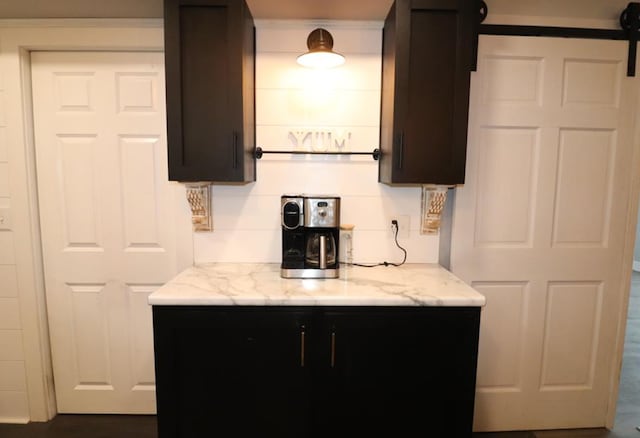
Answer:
[0, 417, 621, 438]
[0, 414, 157, 438]
[1, 273, 639, 438]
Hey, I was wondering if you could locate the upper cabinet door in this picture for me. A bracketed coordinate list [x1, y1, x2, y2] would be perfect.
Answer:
[379, 0, 474, 185]
[164, 0, 256, 183]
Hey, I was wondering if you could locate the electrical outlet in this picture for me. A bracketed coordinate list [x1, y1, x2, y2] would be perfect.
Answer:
[390, 215, 410, 238]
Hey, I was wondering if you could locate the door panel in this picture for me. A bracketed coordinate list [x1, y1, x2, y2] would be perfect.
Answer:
[31, 51, 191, 413]
[540, 282, 603, 389]
[451, 37, 638, 430]
[552, 129, 614, 246]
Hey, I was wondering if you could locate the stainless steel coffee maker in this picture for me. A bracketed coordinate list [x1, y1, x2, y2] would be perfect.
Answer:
[281, 195, 340, 279]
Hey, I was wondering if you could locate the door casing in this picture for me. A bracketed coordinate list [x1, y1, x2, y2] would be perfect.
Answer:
[0, 19, 194, 421]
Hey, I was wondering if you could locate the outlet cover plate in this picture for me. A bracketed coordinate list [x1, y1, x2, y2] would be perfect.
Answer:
[391, 215, 410, 238]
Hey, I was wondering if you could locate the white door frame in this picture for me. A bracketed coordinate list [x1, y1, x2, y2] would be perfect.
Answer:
[608, 84, 640, 426]
[0, 19, 192, 421]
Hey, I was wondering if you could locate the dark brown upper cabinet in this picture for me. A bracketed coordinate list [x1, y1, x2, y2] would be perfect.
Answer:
[379, 0, 474, 185]
[164, 0, 255, 183]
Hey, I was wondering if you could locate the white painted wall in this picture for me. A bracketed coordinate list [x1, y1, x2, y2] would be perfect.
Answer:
[0, 0, 162, 18]
[194, 21, 439, 265]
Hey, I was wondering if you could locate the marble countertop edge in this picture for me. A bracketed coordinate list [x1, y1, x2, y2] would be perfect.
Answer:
[148, 263, 486, 307]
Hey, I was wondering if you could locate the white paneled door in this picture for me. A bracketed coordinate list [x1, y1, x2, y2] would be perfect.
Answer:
[31, 52, 190, 413]
[452, 37, 638, 430]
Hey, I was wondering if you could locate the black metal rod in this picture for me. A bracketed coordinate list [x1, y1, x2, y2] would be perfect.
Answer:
[471, 0, 488, 71]
[474, 3, 640, 77]
[479, 24, 626, 40]
[629, 33, 638, 76]
[478, 24, 635, 76]
[261, 150, 372, 155]
[624, 2, 640, 77]
[255, 147, 381, 160]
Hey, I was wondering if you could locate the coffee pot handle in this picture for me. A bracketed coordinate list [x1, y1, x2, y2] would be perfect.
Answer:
[319, 235, 327, 269]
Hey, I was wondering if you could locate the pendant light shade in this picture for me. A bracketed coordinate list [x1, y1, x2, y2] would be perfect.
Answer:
[297, 28, 345, 68]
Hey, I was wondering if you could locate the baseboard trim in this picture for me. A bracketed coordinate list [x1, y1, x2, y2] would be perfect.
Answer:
[0, 417, 29, 424]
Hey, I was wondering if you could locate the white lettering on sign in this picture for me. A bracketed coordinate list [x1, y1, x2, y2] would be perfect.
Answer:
[288, 129, 352, 151]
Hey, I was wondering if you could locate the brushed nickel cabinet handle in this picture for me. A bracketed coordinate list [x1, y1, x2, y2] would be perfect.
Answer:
[232, 131, 239, 169]
[398, 131, 405, 170]
[300, 325, 306, 368]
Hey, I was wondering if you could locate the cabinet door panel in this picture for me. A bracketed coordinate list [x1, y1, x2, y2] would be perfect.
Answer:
[319, 307, 480, 436]
[153, 307, 313, 438]
[379, 0, 473, 185]
[164, 0, 254, 182]
[179, 5, 235, 177]
[404, 10, 458, 182]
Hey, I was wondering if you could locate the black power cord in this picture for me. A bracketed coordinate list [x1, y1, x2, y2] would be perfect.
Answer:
[347, 219, 407, 268]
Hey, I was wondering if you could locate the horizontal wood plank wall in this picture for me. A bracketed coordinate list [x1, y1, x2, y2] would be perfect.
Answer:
[194, 20, 439, 264]
[0, 68, 29, 423]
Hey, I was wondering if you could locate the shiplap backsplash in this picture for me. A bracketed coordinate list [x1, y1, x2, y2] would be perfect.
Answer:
[0, 63, 29, 421]
[194, 20, 440, 264]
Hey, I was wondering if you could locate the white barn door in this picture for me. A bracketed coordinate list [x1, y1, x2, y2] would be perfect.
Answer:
[31, 51, 191, 413]
[452, 37, 638, 431]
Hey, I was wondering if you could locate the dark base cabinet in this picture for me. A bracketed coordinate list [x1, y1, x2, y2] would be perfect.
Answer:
[153, 306, 481, 438]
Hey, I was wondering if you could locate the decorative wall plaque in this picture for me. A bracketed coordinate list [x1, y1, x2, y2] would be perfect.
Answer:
[421, 186, 449, 235]
[186, 183, 213, 232]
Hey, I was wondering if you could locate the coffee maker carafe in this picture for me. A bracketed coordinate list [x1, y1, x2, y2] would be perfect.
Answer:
[281, 195, 340, 279]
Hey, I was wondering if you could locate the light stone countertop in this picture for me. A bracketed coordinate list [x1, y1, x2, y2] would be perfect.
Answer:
[148, 263, 486, 307]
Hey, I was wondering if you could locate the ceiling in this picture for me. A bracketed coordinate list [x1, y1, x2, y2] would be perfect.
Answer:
[0, 0, 631, 22]
[246, 0, 630, 22]
[245, 0, 393, 20]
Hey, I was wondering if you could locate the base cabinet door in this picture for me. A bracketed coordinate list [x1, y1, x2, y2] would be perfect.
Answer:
[153, 307, 314, 437]
[320, 307, 481, 437]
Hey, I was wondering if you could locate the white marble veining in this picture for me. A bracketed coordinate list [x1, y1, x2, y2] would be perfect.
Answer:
[148, 263, 486, 307]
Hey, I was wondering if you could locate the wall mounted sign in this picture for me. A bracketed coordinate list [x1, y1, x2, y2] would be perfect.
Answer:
[186, 183, 213, 232]
[288, 129, 352, 152]
[421, 186, 449, 235]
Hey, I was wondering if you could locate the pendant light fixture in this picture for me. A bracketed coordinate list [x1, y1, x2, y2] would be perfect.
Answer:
[297, 28, 345, 68]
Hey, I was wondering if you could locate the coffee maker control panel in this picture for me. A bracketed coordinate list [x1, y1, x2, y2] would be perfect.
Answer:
[305, 197, 340, 228]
